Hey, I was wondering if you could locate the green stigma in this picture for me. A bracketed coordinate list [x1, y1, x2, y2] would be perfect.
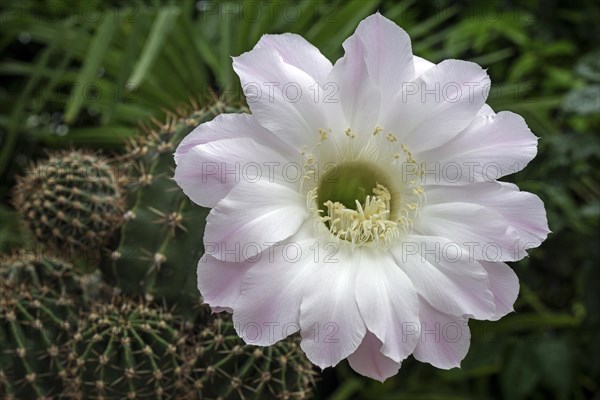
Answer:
[317, 162, 389, 211]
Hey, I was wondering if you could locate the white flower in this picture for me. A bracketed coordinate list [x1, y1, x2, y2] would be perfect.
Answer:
[174, 13, 549, 381]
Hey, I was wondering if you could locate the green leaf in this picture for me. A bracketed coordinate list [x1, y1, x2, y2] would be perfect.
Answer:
[64, 13, 118, 123]
[127, 6, 181, 88]
[536, 337, 573, 396]
[501, 342, 541, 400]
[562, 85, 600, 115]
[576, 50, 600, 82]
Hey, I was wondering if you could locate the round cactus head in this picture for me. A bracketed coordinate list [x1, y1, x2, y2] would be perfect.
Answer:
[64, 296, 191, 400]
[13, 150, 124, 254]
[185, 315, 317, 400]
[0, 252, 85, 399]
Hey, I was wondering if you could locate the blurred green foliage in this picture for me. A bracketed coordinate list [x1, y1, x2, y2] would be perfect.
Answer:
[1, 0, 598, 399]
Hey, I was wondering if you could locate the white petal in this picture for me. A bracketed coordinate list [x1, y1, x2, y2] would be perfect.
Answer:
[413, 55, 435, 77]
[384, 59, 491, 153]
[423, 182, 550, 256]
[413, 299, 471, 369]
[197, 254, 254, 310]
[480, 261, 519, 320]
[415, 202, 523, 262]
[355, 248, 420, 363]
[418, 111, 538, 183]
[173, 137, 289, 208]
[347, 331, 401, 382]
[205, 180, 307, 261]
[299, 244, 366, 369]
[347, 12, 415, 105]
[413, 298, 471, 369]
[233, 46, 343, 151]
[391, 235, 496, 320]
[175, 113, 296, 165]
[327, 28, 381, 139]
[231, 223, 321, 346]
[255, 33, 333, 82]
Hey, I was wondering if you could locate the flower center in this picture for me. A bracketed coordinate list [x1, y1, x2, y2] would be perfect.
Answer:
[315, 162, 400, 246]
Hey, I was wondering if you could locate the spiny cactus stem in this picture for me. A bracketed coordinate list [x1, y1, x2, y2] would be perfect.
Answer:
[256, 347, 276, 393]
[50, 174, 113, 186]
[144, 329, 177, 349]
[5, 319, 47, 398]
[218, 348, 262, 399]
[145, 198, 187, 290]
[208, 348, 237, 369]
[77, 327, 112, 361]
[20, 299, 65, 328]
[14, 299, 72, 362]
[276, 354, 292, 393]
[44, 190, 117, 210]
[123, 345, 137, 397]
[41, 199, 95, 218]
[129, 330, 163, 372]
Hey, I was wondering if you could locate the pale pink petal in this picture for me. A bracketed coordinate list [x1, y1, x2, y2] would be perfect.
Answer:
[413, 298, 471, 369]
[232, 46, 343, 151]
[480, 261, 520, 320]
[205, 180, 306, 261]
[424, 182, 550, 255]
[384, 60, 491, 153]
[479, 103, 496, 116]
[355, 248, 420, 363]
[173, 137, 289, 208]
[415, 202, 523, 262]
[347, 331, 401, 382]
[299, 244, 366, 369]
[418, 111, 538, 183]
[327, 28, 381, 139]
[255, 33, 333, 81]
[197, 254, 254, 310]
[391, 235, 496, 320]
[348, 12, 415, 105]
[413, 55, 435, 77]
[175, 113, 296, 164]
[231, 222, 322, 346]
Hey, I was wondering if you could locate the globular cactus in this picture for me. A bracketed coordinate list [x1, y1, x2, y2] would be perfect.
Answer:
[184, 314, 317, 400]
[0, 251, 88, 294]
[104, 102, 243, 316]
[60, 298, 316, 400]
[63, 296, 191, 400]
[13, 150, 125, 255]
[0, 252, 86, 400]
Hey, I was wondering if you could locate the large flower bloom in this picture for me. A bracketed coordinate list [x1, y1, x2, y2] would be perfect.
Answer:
[174, 13, 549, 381]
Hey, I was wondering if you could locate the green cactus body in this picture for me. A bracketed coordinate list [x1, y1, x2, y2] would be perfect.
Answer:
[185, 315, 316, 400]
[13, 151, 124, 255]
[64, 297, 190, 400]
[0, 253, 84, 400]
[105, 103, 242, 316]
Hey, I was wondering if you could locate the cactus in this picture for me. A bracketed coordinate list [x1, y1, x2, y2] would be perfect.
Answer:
[63, 296, 191, 400]
[59, 298, 315, 400]
[0, 253, 85, 400]
[13, 150, 125, 255]
[0, 251, 87, 294]
[104, 102, 243, 316]
[184, 314, 316, 400]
